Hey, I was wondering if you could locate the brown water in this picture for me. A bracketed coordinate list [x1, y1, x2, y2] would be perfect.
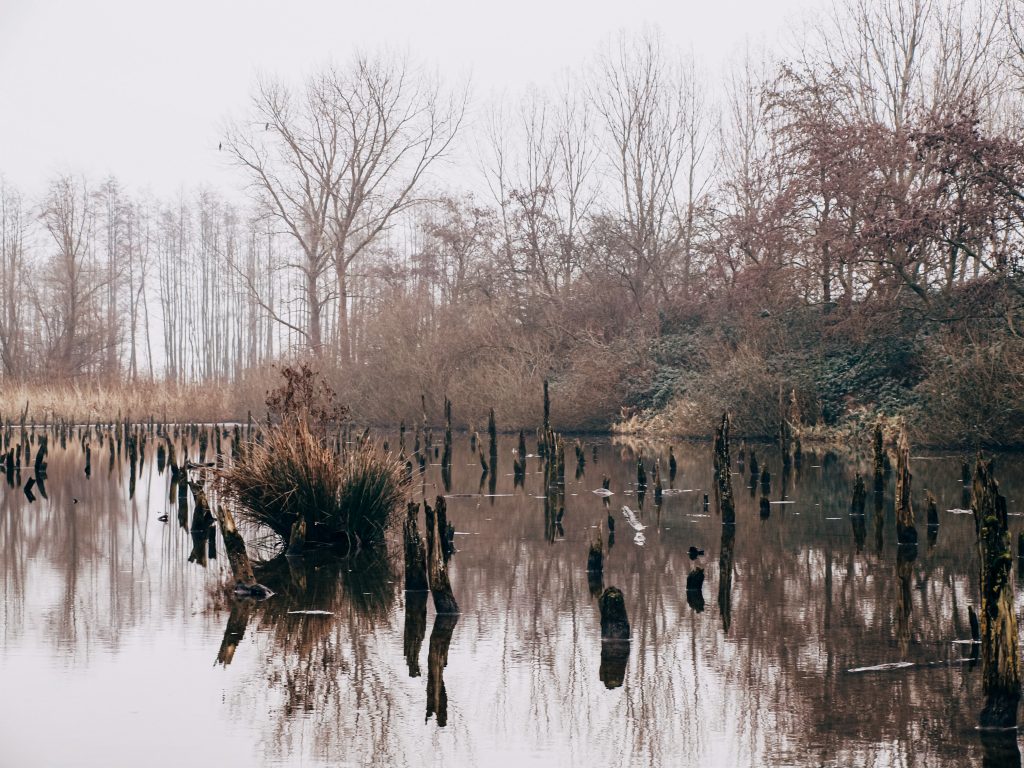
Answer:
[1, 431, 1023, 767]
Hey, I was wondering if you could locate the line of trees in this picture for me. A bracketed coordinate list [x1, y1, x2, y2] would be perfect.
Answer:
[3, 0, 1024, 436]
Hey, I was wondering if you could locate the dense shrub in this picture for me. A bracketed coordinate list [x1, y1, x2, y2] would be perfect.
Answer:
[218, 420, 408, 550]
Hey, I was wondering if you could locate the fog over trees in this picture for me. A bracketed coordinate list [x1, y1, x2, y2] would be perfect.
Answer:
[4, 0, 1024, 442]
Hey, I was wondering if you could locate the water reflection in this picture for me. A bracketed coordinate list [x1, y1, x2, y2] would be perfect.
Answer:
[1, 430, 1023, 766]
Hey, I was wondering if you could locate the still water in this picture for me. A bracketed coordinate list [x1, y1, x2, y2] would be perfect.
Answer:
[1, 430, 1022, 767]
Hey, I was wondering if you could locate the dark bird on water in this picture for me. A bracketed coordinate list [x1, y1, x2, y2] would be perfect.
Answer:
[218, 142, 222, 151]
[72, 498, 78, 504]
[688, 546, 704, 560]
[157, 513, 169, 523]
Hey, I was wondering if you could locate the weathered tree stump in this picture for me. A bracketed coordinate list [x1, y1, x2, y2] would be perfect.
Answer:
[287, 517, 307, 556]
[893, 426, 918, 546]
[713, 413, 735, 524]
[425, 496, 459, 614]
[599, 586, 630, 640]
[403, 502, 429, 592]
[215, 504, 271, 599]
[972, 458, 1020, 728]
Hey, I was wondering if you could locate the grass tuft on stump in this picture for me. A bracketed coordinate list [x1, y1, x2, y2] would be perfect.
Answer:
[218, 420, 408, 551]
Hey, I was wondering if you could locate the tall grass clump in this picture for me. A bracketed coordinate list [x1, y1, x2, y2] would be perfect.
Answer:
[219, 420, 407, 550]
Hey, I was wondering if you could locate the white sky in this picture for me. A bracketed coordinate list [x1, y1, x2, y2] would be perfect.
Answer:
[0, 0, 825, 197]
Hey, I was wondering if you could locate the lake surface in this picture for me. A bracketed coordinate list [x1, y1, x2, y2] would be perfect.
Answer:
[1, 428, 1023, 767]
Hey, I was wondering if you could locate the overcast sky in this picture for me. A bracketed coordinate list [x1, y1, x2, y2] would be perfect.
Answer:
[0, 0, 825, 197]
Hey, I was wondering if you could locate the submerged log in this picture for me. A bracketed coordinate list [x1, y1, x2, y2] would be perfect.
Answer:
[425, 496, 459, 614]
[972, 458, 1020, 728]
[215, 504, 271, 599]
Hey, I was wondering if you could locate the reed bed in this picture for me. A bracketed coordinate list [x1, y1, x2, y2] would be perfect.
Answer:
[218, 420, 408, 550]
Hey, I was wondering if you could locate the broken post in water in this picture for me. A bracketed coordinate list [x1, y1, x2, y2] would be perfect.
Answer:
[972, 458, 1020, 729]
[215, 503, 271, 599]
[403, 502, 429, 592]
[425, 496, 458, 614]
[714, 413, 735, 525]
[598, 586, 631, 689]
[892, 425, 918, 546]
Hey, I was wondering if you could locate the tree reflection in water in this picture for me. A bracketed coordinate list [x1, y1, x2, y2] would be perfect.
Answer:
[3, 433, 1024, 766]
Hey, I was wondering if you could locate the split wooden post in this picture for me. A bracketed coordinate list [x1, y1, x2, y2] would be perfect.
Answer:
[425, 496, 459, 614]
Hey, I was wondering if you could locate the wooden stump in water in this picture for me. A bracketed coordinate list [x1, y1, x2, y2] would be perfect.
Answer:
[598, 586, 630, 689]
[713, 413, 735, 524]
[287, 517, 306, 556]
[972, 458, 1020, 729]
[892, 426, 918, 546]
[425, 496, 459, 614]
[403, 502, 429, 592]
[599, 586, 630, 640]
[215, 504, 270, 599]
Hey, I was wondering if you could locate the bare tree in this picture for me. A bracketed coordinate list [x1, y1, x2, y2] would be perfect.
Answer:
[325, 53, 464, 364]
[0, 180, 27, 377]
[37, 175, 104, 377]
[590, 30, 704, 309]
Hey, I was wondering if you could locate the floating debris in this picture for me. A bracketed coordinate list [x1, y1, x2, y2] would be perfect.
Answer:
[846, 662, 915, 673]
[287, 610, 334, 616]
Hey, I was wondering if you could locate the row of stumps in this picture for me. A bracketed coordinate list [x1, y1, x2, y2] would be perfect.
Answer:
[857, 421, 1020, 732]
